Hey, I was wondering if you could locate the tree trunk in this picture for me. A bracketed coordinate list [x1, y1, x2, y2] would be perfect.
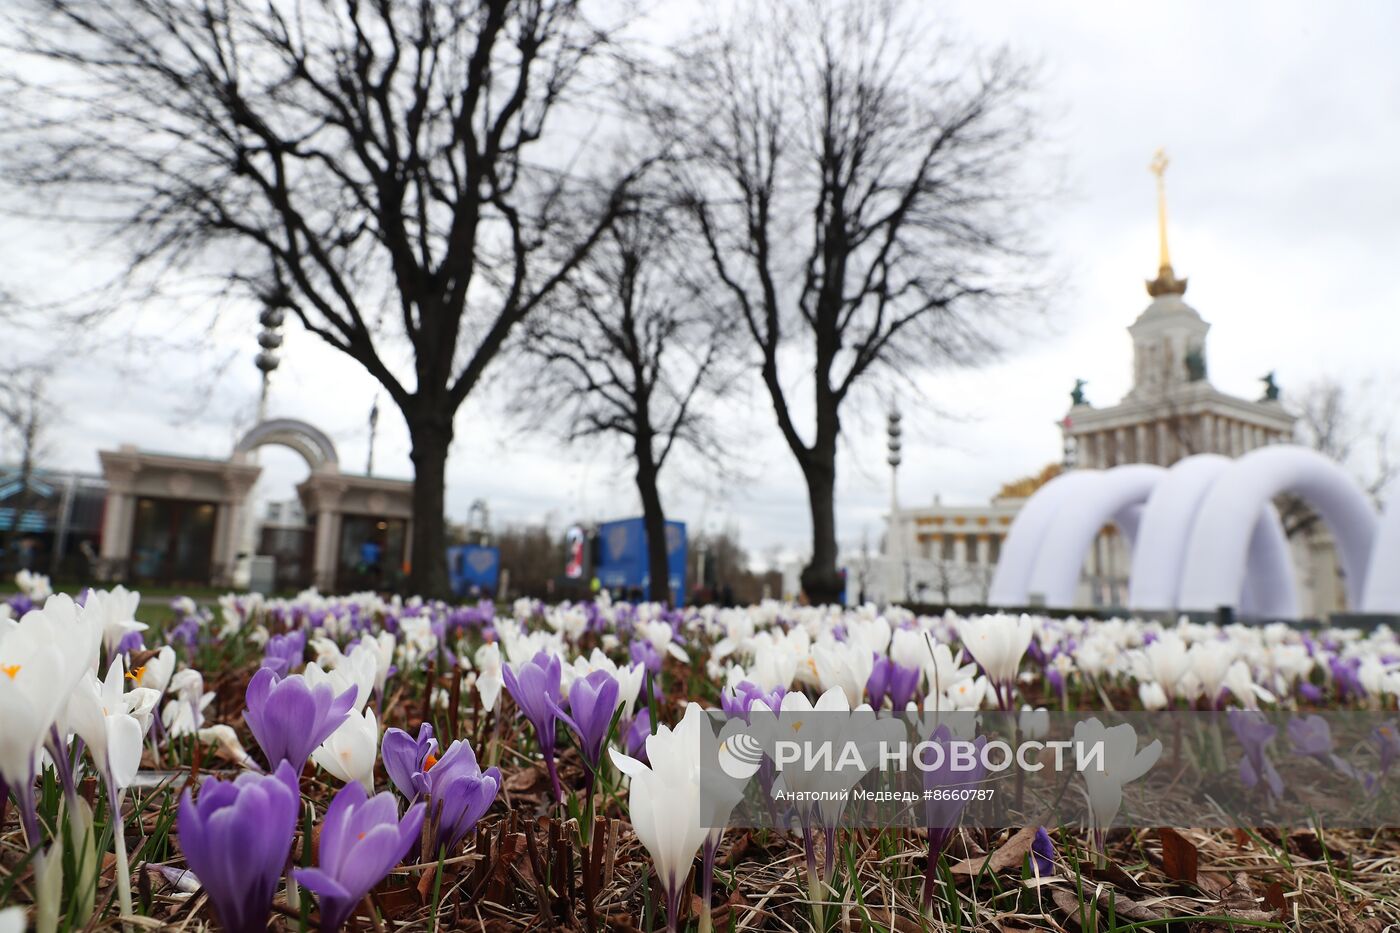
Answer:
[407, 416, 453, 599]
[799, 443, 844, 606]
[634, 445, 672, 606]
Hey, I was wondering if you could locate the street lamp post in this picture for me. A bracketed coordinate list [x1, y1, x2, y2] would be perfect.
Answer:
[886, 408, 909, 605]
[255, 303, 285, 423]
[236, 295, 286, 588]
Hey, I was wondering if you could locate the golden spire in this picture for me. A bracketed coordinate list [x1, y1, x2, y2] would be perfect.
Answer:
[1146, 147, 1187, 297]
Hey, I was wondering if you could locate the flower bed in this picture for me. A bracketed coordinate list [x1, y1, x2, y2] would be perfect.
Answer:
[1, 573, 1398, 931]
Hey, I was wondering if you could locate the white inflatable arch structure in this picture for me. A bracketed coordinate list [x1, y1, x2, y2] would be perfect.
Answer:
[1177, 446, 1378, 612]
[988, 469, 1103, 606]
[989, 448, 1367, 618]
[1360, 499, 1400, 613]
[1025, 464, 1163, 608]
[1128, 455, 1297, 618]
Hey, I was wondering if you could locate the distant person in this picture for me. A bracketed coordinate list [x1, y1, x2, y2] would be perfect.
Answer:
[360, 539, 382, 570]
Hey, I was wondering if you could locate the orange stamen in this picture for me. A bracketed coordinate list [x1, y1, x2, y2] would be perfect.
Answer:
[126, 665, 146, 685]
[1, 663, 20, 680]
[424, 753, 439, 771]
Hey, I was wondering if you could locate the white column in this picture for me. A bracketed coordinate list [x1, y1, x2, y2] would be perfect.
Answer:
[1135, 424, 1148, 465]
[313, 510, 341, 592]
[100, 492, 132, 561]
[953, 534, 968, 564]
[1155, 422, 1168, 466]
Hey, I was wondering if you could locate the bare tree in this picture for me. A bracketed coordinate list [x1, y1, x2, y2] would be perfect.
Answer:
[516, 203, 728, 605]
[636, 0, 1040, 603]
[1283, 377, 1398, 536]
[5, 0, 645, 596]
[0, 367, 53, 575]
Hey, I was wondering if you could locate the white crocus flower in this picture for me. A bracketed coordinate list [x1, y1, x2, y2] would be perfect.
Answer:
[66, 658, 153, 791]
[939, 674, 991, 711]
[309, 636, 345, 668]
[1223, 661, 1275, 710]
[364, 632, 395, 697]
[1019, 705, 1050, 740]
[0, 905, 26, 933]
[955, 614, 1035, 704]
[312, 707, 379, 791]
[15, 569, 53, 601]
[1133, 633, 1190, 697]
[474, 642, 504, 712]
[741, 638, 801, 693]
[637, 620, 690, 663]
[609, 703, 709, 929]
[0, 598, 87, 792]
[1138, 681, 1169, 710]
[198, 725, 258, 770]
[304, 651, 374, 713]
[921, 640, 977, 698]
[87, 586, 148, 660]
[1187, 642, 1236, 706]
[127, 645, 177, 695]
[161, 669, 213, 737]
[1074, 718, 1162, 851]
[810, 639, 875, 707]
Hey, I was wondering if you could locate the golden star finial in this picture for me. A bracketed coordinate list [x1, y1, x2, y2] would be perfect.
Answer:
[1146, 148, 1187, 297]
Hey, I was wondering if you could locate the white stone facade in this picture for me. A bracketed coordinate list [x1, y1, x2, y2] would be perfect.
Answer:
[870, 276, 1346, 616]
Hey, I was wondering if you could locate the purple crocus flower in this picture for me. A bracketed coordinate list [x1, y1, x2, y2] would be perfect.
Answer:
[169, 616, 200, 655]
[921, 725, 987, 910]
[554, 670, 621, 782]
[629, 640, 663, 675]
[295, 782, 425, 932]
[1287, 714, 1334, 761]
[867, 656, 921, 710]
[1228, 710, 1284, 799]
[501, 652, 564, 800]
[381, 723, 438, 804]
[261, 630, 307, 676]
[178, 762, 300, 933]
[116, 629, 146, 655]
[1297, 682, 1324, 703]
[1031, 827, 1055, 877]
[423, 739, 501, 854]
[1329, 656, 1365, 702]
[244, 667, 356, 773]
[623, 710, 651, 763]
[720, 681, 786, 724]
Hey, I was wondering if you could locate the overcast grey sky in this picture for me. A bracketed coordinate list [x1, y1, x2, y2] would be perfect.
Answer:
[5, 0, 1399, 568]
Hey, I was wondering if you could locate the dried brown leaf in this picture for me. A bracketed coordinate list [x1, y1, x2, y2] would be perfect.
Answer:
[1157, 827, 1198, 884]
[951, 825, 1039, 876]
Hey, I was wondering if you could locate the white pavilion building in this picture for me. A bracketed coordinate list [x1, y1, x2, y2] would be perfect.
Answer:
[867, 154, 1344, 615]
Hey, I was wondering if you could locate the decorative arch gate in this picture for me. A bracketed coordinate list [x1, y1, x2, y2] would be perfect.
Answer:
[98, 419, 413, 592]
